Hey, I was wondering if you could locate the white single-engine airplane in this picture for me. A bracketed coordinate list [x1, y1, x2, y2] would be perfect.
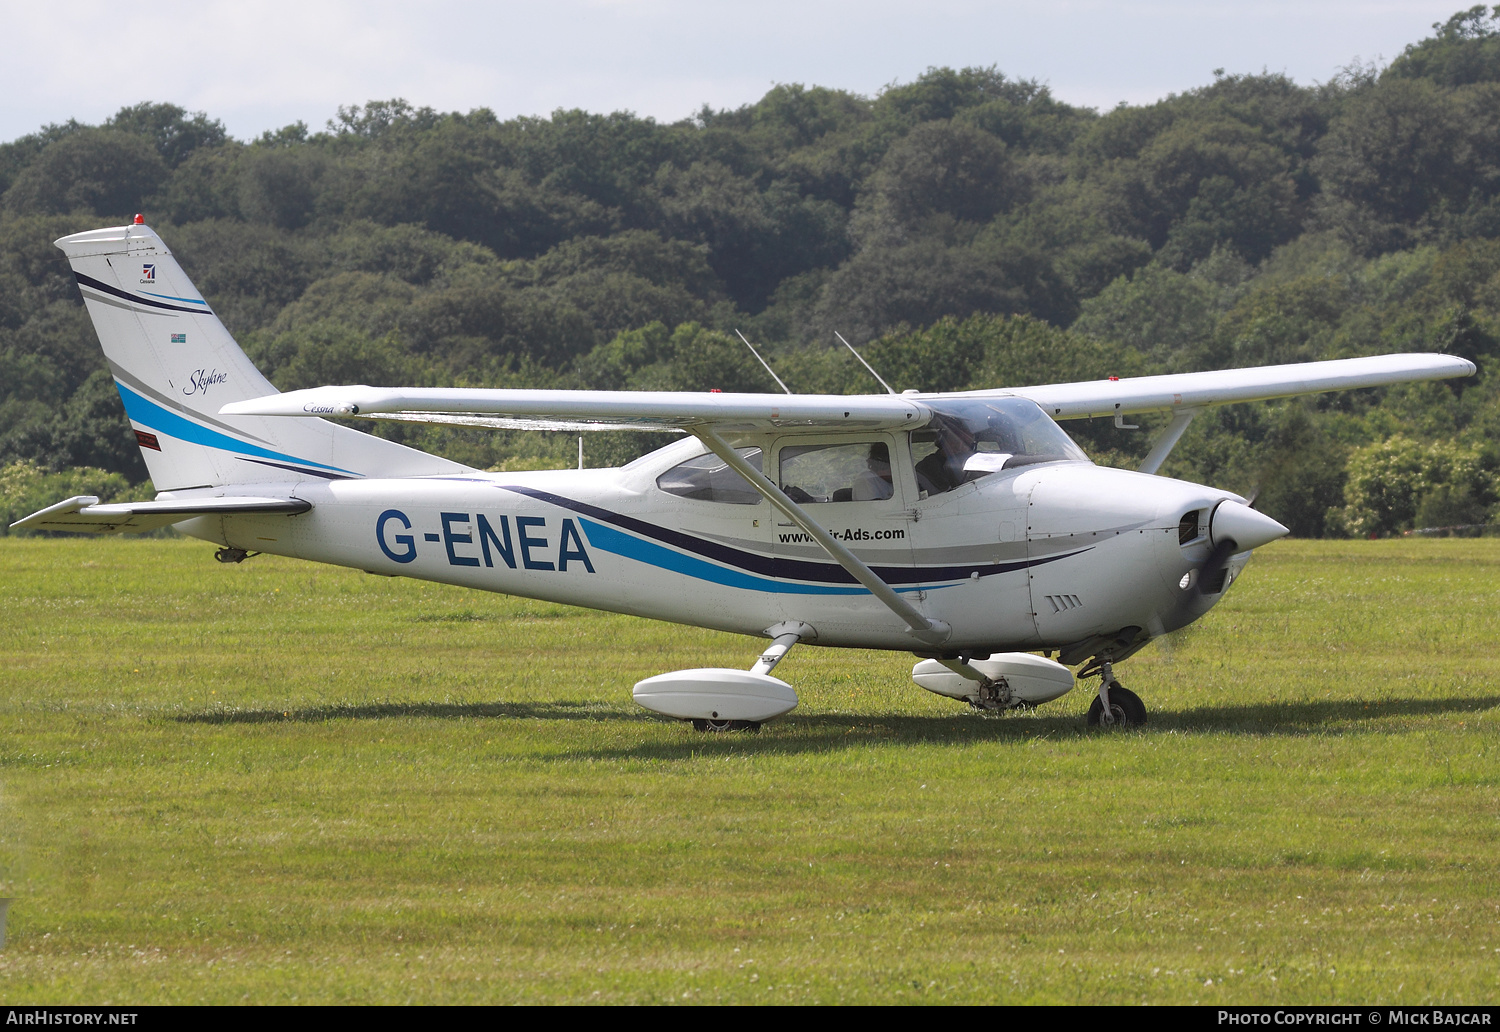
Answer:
[14, 220, 1478, 729]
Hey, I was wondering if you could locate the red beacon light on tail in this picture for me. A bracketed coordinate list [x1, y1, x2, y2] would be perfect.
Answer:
[133, 214, 144, 225]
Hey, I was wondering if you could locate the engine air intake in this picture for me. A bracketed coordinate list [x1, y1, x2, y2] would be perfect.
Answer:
[1178, 509, 1200, 545]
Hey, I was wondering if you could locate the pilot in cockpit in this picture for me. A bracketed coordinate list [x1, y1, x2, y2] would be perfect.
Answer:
[851, 443, 894, 501]
[914, 420, 973, 495]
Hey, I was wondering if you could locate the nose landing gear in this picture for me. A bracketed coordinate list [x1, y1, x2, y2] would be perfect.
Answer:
[1083, 659, 1147, 728]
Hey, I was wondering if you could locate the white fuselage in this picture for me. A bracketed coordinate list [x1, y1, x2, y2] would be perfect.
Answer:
[177, 437, 1245, 655]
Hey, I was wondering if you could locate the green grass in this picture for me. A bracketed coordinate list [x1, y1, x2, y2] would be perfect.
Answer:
[0, 536, 1497, 1004]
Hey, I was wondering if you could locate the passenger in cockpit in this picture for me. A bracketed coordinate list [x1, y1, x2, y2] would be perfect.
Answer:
[852, 444, 894, 501]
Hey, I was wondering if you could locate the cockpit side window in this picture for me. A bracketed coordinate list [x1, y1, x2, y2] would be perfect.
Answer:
[656, 448, 763, 504]
[777, 441, 894, 504]
[913, 397, 1090, 496]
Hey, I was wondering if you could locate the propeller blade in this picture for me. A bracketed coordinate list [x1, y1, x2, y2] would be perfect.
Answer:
[1195, 537, 1238, 596]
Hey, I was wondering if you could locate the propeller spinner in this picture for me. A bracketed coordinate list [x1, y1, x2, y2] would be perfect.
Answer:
[1197, 500, 1288, 595]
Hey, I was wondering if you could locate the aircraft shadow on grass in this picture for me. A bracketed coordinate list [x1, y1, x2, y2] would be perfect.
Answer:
[175, 694, 1499, 759]
[176, 699, 655, 725]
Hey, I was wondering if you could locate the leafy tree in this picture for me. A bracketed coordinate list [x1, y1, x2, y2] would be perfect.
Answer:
[328, 99, 442, 139]
[1328, 435, 1497, 535]
[235, 144, 330, 230]
[0, 370, 147, 481]
[155, 143, 242, 223]
[105, 102, 227, 168]
[256, 272, 418, 344]
[1073, 262, 1229, 371]
[1387, 5, 1500, 86]
[649, 161, 847, 310]
[166, 219, 322, 333]
[1312, 77, 1472, 250]
[323, 220, 498, 286]
[1216, 274, 1351, 367]
[576, 321, 777, 394]
[864, 121, 1017, 228]
[875, 66, 1042, 126]
[252, 321, 420, 393]
[955, 89, 1096, 154]
[1, 129, 167, 219]
[0, 121, 88, 196]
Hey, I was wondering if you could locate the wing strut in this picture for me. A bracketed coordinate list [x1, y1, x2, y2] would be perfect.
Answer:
[1138, 408, 1201, 475]
[693, 427, 950, 645]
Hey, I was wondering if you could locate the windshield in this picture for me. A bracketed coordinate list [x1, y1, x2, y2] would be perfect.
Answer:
[912, 397, 1089, 495]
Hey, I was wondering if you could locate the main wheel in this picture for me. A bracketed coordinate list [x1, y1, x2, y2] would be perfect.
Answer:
[691, 719, 762, 733]
[1086, 683, 1147, 727]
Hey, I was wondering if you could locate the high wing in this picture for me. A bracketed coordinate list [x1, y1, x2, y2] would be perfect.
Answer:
[11, 495, 311, 534]
[221, 353, 1473, 430]
[987, 353, 1476, 420]
[220, 386, 930, 432]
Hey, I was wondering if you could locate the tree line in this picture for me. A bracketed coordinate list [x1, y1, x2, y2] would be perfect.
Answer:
[6, 7, 1500, 536]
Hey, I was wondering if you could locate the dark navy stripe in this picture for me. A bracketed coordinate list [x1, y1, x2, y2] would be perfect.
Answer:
[497, 484, 1086, 586]
[239, 458, 355, 481]
[579, 517, 872, 596]
[75, 272, 209, 315]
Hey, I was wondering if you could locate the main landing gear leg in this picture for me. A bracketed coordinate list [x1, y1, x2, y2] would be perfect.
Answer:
[690, 623, 809, 733]
[749, 630, 802, 677]
[1086, 659, 1147, 728]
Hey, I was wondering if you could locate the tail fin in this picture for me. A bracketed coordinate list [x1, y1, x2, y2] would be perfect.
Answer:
[56, 221, 467, 491]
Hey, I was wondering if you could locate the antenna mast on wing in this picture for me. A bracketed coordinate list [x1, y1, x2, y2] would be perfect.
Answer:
[835, 331, 897, 395]
[735, 330, 793, 395]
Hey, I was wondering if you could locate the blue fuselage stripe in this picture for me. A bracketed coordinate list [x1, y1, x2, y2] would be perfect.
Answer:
[115, 383, 358, 476]
[579, 517, 878, 595]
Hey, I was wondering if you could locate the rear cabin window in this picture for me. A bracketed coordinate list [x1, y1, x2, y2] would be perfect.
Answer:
[777, 442, 894, 503]
[656, 448, 763, 504]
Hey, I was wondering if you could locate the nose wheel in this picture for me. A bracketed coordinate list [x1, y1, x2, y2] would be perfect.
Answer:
[1085, 660, 1147, 727]
[1086, 683, 1146, 727]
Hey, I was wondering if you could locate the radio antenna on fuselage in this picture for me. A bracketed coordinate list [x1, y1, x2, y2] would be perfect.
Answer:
[734, 329, 793, 394]
[835, 331, 897, 395]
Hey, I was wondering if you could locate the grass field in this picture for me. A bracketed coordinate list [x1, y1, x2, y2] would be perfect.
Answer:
[0, 536, 1496, 1004]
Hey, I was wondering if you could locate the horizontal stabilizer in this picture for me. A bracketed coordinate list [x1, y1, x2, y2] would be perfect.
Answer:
[10, 495, 311, 535]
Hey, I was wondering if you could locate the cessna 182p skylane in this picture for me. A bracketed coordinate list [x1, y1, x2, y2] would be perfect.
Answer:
[14, 220, 1478, 729]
